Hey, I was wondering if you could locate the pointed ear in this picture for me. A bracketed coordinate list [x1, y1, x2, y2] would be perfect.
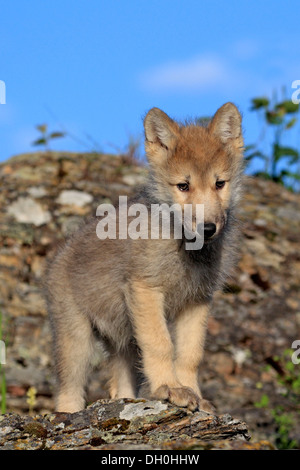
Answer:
[144, 108, 179, 163]
[209, 102, 244, 151]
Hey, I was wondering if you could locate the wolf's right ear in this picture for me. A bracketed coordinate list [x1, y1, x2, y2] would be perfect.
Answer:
[144, 108, 179, 163]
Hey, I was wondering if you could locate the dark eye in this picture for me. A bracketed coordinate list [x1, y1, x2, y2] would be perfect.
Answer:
[177, 182, 189, 191]
[216, 180, 225, 190]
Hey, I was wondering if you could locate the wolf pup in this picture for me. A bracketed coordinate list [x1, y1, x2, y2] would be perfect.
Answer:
[46, 103, 244, 413]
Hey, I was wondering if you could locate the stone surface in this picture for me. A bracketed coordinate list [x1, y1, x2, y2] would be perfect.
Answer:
[56, 189, 93, 207]
[7, 196, 52, 226]
[0, 398, 269, 450]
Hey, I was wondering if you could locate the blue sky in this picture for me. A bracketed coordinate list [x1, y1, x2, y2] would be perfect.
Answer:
[1, 0, 300, 168]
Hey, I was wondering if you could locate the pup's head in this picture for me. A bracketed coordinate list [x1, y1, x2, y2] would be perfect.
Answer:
[144, 103, 244, 242]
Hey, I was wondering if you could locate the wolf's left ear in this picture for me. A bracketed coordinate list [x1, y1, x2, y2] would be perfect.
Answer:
[144, 108, 179, 163]
[209, 102, 244, 151]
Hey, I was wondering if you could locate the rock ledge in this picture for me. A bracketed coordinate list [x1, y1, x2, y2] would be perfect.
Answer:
[0, 398, 274, 450]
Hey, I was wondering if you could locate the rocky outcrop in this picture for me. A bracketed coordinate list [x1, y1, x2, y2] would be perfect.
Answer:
[0, 151, 299, 448]
[0, 398, 273, 450]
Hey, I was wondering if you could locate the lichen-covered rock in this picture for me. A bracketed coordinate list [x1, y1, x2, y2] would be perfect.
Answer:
[0, 398, 272, 450]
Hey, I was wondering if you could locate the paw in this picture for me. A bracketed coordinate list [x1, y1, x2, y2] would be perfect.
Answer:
[199, 398, 216, 414]
[152, 385, 200, 411]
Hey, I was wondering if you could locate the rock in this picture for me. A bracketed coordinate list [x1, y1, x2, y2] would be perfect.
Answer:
[119, 400, 168, 419]
[56, 190, 93, 207]
[7, 197, 51, 226]
[122, 174, 145, 186]
[27, 187, 48, 198]
[0, 398, 269, 450]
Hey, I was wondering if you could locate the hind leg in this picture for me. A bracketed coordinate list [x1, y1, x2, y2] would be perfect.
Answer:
[51, 305, 95, 413]
[108, 352, 137, 399]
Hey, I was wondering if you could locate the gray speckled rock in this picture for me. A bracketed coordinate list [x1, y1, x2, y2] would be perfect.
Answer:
[56, 189, 93, 207]
[7, 197, 51, 226]
[0, 398, 270, 450]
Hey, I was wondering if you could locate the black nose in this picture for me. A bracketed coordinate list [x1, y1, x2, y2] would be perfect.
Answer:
[203, 223, 216, 240]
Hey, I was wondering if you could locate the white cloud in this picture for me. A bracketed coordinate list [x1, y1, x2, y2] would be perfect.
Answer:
[138, 46, 300, 99]
[139, 54, 239, 93]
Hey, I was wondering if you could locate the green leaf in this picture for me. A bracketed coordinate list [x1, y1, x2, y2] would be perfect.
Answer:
[250, 97, 269, 110]
[244, 145, 269, 162]
[276, 100, 299, 114]
[285, 361, 295, 373]
[245, 150, 268, 161]
[49, 131, 65, 139]
[285, 117, 297, 129]
[32, 138, 47, 146]
[273, 144, 299, 163]
[244, 144, 255, 151]
[36, 124, 47, 134]
[254, 171, 272, 180]
[266, 111, 284, 125]
[255, 394, 269, 408]
[279, 170, 300, 181]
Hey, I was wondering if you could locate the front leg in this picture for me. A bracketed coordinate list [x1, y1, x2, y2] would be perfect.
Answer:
[174, 302, 215, 413]
[130, 280, 199, 410]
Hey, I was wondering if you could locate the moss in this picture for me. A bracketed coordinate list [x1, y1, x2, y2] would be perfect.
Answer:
[100, 417, 130, 433]
[23, 421, 48, 439]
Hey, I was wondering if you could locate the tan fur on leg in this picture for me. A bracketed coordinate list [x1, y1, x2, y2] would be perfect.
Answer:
[109, 354, 136, 399]
[174, 303, 215, 412]
[130, 281, 179, 391]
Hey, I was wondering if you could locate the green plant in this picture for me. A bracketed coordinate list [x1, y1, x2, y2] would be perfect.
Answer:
[26, 386, 37, 414]
[254, 349, 300, 449]
[254, 392, 299, 449]
[254, 393, 269, 408]
[0, 311, 6, 414]
[271, 407, 298, 449]
[246, 89, 300, 189]
[276, 349, 300, 395]
[32, 124, 66, 151]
